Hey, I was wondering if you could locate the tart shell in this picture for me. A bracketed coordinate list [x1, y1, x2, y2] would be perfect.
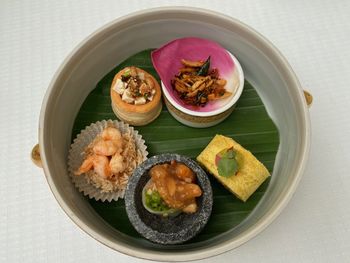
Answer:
[110, 67, 162, 126]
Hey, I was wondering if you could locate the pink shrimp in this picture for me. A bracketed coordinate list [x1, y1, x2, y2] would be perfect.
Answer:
[109, 153, 125, 174]
[101, 127, 122, 141]
[93, 139, 118, 156]
[101, 127, 123, 150]
[75, 154, 111, 178]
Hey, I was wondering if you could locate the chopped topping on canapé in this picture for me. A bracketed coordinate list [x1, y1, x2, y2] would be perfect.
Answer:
[113, 66, 156, 105]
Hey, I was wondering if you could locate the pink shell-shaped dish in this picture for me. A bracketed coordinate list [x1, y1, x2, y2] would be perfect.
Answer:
[151, 37, 243, 114]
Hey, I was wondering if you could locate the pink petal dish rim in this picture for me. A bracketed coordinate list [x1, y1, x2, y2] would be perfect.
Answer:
[151, 37, 244, 117]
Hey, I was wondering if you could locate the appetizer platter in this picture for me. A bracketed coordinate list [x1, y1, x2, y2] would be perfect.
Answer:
[69, 38, 279, 245]
[34, 7, 311, 261]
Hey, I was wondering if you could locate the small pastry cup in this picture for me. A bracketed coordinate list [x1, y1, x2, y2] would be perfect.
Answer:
[110, 67, 162, 126]
[68, 120, 148, 202]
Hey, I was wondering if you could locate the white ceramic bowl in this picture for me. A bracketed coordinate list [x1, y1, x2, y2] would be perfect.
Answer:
[161, 51, 245, 128]
[37, 7, 311, 262]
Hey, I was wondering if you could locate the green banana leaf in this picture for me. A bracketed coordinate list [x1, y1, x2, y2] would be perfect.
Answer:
[72, 49, 279, 247]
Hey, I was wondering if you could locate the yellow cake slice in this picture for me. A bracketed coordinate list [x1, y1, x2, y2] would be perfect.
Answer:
[196, 135, 270, 202]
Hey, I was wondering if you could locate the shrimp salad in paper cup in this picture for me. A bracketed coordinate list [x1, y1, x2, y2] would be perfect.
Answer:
[68, 120, 148, 202]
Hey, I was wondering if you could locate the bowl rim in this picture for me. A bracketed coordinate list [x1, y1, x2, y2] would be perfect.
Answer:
[161, 51, 245, 117]
[39, 6, 311, 262]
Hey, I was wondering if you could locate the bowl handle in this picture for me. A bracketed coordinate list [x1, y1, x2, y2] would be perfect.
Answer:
[31, 144, 43, 168]
[303, 90, 313, 108]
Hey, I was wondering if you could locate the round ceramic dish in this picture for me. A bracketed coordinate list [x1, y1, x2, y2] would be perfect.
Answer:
[34, 7, 311, 262]
[161, 52, 244, 128]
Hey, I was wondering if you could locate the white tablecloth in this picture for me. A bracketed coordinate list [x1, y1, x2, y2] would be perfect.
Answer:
[1, 0, 350, 262]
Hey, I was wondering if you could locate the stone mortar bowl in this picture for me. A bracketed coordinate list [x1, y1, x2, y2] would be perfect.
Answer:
[125, 154, 213, 245]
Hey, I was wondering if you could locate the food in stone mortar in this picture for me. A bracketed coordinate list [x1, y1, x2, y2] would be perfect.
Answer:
[125, 154, 213, 244]
[142, 160, 202, 217]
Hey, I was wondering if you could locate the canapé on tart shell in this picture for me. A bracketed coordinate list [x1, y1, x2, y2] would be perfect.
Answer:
[110, 67, 162, 114]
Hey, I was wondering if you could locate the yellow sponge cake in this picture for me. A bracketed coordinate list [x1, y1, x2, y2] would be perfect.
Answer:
[197, 135, 270, 201]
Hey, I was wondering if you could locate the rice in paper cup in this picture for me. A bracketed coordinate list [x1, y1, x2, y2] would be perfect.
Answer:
[68, 120, 148, 202]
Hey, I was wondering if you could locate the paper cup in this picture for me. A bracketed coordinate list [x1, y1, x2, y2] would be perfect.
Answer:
[68, 120, 148, 202]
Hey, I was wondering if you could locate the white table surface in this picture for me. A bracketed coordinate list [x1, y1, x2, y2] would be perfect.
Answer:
[1, 0, 350, 262]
